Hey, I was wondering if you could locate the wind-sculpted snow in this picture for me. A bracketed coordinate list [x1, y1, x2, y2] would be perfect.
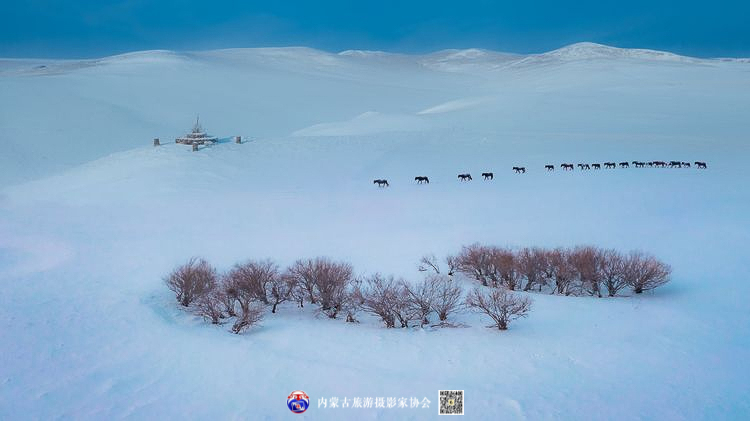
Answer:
[0, 43, 749, 419]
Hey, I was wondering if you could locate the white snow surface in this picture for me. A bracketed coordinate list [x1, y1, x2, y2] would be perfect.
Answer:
[1, 44, 749, 420]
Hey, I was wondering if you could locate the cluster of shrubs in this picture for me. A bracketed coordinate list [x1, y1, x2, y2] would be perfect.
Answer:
[442, 244, 671, 297]
[165, 244, 670, 334]
[166, 257, 354, 333]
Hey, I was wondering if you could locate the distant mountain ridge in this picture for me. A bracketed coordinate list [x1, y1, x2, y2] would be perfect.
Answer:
[3, 42, 749, 70]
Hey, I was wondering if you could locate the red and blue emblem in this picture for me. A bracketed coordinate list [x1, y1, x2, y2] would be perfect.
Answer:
[287, 390, 310, 414]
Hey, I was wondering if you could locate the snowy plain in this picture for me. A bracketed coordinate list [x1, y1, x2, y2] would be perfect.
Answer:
[1, 42, 749, 419]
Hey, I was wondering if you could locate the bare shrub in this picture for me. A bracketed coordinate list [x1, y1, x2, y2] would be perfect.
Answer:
[451, 244, 520, 289]
[268, 274, 294, 313]
[428, 274, 463, 322]
[361, 274, 416, 328]
[286, 259, 320, 305]
[402, 278, 437, 326]
[361, 274, 400, 328]
[418, 254, 442, 274]
[518, 247, 548, 292]
[569, 246, 603, 297]
[220, 262, 271, 333]
[537, 250, 557, 293]
[445, 255, 459, 276]
[194, 289, 225, 324]
[548, 248, 576, 295]
[494, 248, 520, 290]
[465, 288, 532, 330]
[281, 270, 307, 308]
[231, 302, 265, 334]
[286, 258, 354, 318]
[222, 260, 276, 337]
[165, 257, 217, 307]
[452, 243, 498, 287]
[447, 245, 671, 298]
[225, 259, 278, 305]
[392, 288, 416, 328]
[314, 258, 354, 318]
[599, 249, 627, 296]
[622, 251, 672, 293]
[219, 280, 239, 317]
[343, 279, 364, 323]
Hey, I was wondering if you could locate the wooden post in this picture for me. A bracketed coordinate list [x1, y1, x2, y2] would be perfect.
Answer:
[192, 143, 199, 152]
[153, 138, 160, 146]
[235, 136, 241, 144]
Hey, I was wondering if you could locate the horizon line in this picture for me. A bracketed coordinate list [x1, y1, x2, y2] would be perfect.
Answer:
[3, 41, 750, 62]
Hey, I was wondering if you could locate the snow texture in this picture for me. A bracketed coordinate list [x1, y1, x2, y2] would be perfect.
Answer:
[1, 43, 749, 420]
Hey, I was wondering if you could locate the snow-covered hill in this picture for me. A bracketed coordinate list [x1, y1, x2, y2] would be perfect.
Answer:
[1, 44, 749, 419]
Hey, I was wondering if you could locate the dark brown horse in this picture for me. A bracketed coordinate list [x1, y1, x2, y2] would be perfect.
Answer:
[414, 176, 430, 184]
[373, 179, 389, 187]
[458, 173, 472, 181]
[513, 166, 526, 173]
[482, 172, 494, 180]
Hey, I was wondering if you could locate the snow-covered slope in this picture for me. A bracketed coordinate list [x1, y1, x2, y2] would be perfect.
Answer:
[1, 44, 749, 420]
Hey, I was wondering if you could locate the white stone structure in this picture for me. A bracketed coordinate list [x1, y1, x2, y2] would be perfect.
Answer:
[175, 117, 218, 145]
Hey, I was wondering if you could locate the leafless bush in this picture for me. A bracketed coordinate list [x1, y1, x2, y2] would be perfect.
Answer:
[622, 251, 672, 293]
[538, 250, 557, 292]
[465, 288, 532, 330]
[517, 247, 548, 292]
[343, 279, 364, 323]
[225, 259, 278, 305]
[194, 289, 226, 324]
[451, 245, 521, 289]
[361, 274, 399, 328]
[452, 243, 500, 287]
[219, 280, 239, 317]
[286, 258, 354, 318]
[314, 258, 354, 318]
[402, 278, 437, 326]
[361, 274, 416, 328]
[391, 289, 415, 328]
[165, 257, 217, 307]
[418, 254, 441, 274]
[447, 244, 672, 298]
[599, 249, 628, 296]
[445, 255, 458, 276]
[428, 274, 463, 322]
[569, 246, 604, 297]
[231, 302, 265, 334]
[213, 263, 270, 333]
[281, 270, 307, 308]
[268, 274, 295, 313]
[547, 248, 576, 295]
[494, 248, 520, 290]
[286, 259, 320, 305]
[169, 243, 671, 336]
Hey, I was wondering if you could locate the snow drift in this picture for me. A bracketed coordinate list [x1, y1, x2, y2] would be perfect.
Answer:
[1, 43, 749, 420]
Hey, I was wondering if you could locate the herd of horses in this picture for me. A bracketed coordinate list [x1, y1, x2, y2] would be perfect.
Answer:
[554, 160, 708, 170]
[373, 161, 708, 187]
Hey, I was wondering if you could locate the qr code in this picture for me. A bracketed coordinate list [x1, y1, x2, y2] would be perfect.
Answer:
[439, 390, 464, 415]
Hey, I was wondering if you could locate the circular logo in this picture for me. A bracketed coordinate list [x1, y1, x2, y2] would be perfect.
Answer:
[287, 390, 310, 414]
